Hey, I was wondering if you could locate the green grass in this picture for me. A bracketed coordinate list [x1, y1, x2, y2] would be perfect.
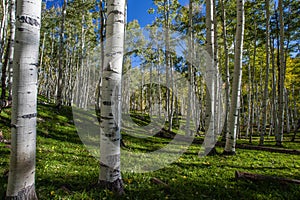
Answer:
[1, 100, 300, 199]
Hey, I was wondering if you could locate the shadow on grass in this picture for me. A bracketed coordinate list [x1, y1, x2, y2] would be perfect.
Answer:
[37, 128, 82, 145]
[121, 176, 300, 200]
[0, 145, 10, 199]
[0, 177, 8, 199]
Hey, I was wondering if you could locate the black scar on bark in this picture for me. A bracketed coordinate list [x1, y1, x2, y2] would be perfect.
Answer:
[21, 113, 37, 119]
[17, 15, 40, 27]
[103, 101, 114, 106]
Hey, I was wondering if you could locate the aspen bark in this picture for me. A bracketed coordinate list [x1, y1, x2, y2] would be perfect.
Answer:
[6, 0, 41, 199]
[56, 0, 67, 108]
[0, 0, 8, 60]
[220, 0, 230, 140]
[98, 0, 125, 194]
[224, 0, 244, 154]
[186, 0, 193, 136]
[259, 0, 270, 145]
[204, 0, 216, 155]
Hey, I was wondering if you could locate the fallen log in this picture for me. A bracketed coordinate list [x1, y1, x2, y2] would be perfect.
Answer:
[235, 171, 300, 185]
[150, 177, 169, 188]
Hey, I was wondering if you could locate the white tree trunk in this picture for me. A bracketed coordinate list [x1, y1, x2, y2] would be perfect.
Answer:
[98, 0, 125, 194]
[7, 0, 15, 100]
[186, 0, 193, 136]
[259, 0, 270, 145]
[0, 0, 8, 59]
[249, 22, 257, 143]
[0, 0, 8, 99]
[204, 0, 216, 155]
[271, 37, 278, 138]
[292, 84, 297, 130]
[284, 88, 290, 133]
[220, 0, 230, 141]
[56, 0, 67, 108]
[6, 0, 41, 199]
[224, 0, 244, 154]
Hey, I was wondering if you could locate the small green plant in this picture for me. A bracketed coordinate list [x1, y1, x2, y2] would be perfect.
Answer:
[1, 98, 300, 199]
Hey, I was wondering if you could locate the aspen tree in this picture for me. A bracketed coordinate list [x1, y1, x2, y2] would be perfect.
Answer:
[224, 0, 244, 154]
[6, 0, 42, 199]
[98, 0, 126, 194]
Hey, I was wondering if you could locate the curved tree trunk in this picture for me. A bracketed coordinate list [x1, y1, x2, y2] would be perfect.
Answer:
[6, 0, 41, 199]
[224, 0, 244, 154]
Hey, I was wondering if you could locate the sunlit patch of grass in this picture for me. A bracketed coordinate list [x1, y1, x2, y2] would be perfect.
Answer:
[1, 97, 300, 199]
[237, 135, 300, 150]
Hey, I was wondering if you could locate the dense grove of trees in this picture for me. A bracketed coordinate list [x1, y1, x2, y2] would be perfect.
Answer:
[0, 0, 299, 198]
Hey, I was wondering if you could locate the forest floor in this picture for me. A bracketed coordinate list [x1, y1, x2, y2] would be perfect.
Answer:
[1, 99, 300, 199]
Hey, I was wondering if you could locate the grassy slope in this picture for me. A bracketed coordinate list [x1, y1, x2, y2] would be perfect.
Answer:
[0, 101, 300, 199]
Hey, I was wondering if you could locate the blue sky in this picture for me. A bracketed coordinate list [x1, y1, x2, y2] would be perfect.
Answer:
[45, 0, 189, 27]
[127, 0, 188, 26]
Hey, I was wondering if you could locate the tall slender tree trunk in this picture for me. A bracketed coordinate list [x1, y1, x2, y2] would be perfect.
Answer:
[38, 32, 46, 95]
[224, 0, 244, 154]
[95, 0, 106, 122]
[0, 0, 8, 61]
[0, 0, 9, 100]
[220, 0, 230, 141]
[6, 0, 41, 199]
[186, 0, 193, 136]
[285, 88, 290, 133]
[246, 62, 251, 138]
[249, 21, 257, 144]
[163, 0, 171, 126]
[276, 0, 285, 146]
[271, 36, 278, 138]
[204, 0, 216, 155]
[7, 0, 15, 101]
[56, 0, 67, 109]
[292, 84, 297, 130]
[213, 0, 220, 139]
[98, 0, 125, 195]
[259, 0, 270, 145]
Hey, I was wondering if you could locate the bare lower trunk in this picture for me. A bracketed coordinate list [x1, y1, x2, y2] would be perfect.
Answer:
[6, 184, 37, 200]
